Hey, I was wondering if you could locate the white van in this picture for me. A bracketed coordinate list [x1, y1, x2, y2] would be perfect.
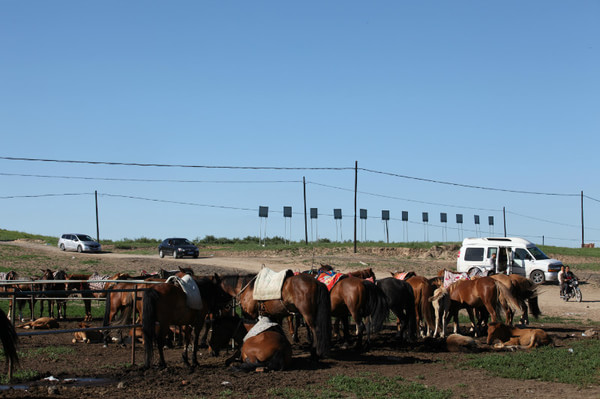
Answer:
[456, 237, 563, 284]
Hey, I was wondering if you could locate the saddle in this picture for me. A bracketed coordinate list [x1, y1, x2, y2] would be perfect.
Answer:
[316, 270, 345, 291]
[443, 270, 470, 288]
[253, 267, 292, 301]
[166, 274, 203, 310]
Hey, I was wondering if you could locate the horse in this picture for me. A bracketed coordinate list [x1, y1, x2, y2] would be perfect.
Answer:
[376, 277, 417, 342]
[217, 272, 331, 360]
[486, 322, 552, 349]
[428, 286, 451, 338]
[38, 269, 68, 319]
[2, 271, 37, 322]
[142, 275, 231, 369]
[67, 272, 129, 321]
[0, 308, 19, 369]
[489, 274, 541, 325]
[445, 276, 521, 336]
[392, 273, 435, 338]
[209, 314, 293, 372]
[327, 274, 388, 350]
[102, 278, 162, 346]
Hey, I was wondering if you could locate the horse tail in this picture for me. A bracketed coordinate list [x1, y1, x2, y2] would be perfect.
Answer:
[142, 288, 159, 368]
[405, 283, 418, 341]
[495, 280, 521, 317]
[528, 295, 542, 319]
[363, 280, 388, 333]
[420, 281, 435, 333]
[521, 280, 542, 319]
[314, 281, 332, 358]
[0, 308, 18, 366]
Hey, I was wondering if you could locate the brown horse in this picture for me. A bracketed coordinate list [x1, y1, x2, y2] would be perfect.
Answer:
[2, 271, 38, 322]
[38, 269, 69, 319]
[392, 272, 435, 338]
[67, 272, 130, 321]
[218, 272, 331, 360]
[487, 322, 552, 349]
[446, 276, 521, 336]
[142, 275, 231, 369]
[327, 275, 388, 350]
[209, 314, 293, 371]
[0, 308, 18, 369]
[491, 274, 541, 325]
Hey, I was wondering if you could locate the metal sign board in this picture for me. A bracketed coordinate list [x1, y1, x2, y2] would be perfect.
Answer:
[440, 212, 447, 223]
[382, 210, 390, 221]
[422, 212, 429, 222]
[310, 208, 318, 219]
[334, 209, 342, 220]
[283, 206, 292, 218]
[360, 209, 367, 219]
[402, 211, 408, 221]
[259, 206, 268, 218]
[456, 214, 463, 224]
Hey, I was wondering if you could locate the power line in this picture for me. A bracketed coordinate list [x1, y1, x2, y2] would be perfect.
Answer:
[0, 172, 300, 184]
[0, 193, 92, 199]
[308, 181, 501, 212]
[360, 168, 580, 197]
[0, 156, 352, 171]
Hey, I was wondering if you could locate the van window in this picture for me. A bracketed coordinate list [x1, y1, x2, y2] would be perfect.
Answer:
[528, 246, 549, 260]
[514, 248, 531, 261]
[487, 248, 498, 258]
[464, 248, 484, 261]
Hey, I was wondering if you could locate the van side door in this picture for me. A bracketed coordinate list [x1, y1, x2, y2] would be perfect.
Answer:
[512, 248, 530, 276]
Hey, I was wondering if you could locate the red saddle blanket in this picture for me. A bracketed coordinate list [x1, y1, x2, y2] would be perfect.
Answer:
[316, 271, 344, 291]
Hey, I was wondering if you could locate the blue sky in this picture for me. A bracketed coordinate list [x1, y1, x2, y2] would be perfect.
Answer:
[1, 1, 598, 247]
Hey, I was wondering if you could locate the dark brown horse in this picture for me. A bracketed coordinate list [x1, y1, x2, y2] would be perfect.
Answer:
[38, 269, 69, 319]
[446, 276, 521, 336]
[489, 274, 540, 325]
[1, 271, 37, 322]
[209, 314, 293, 371]
[142, 275, 231, 369]
[0, 308, 18, 370]
[217, 272, 331, 360]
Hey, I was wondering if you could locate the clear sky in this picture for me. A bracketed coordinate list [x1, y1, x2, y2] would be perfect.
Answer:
[1, 1, 598, 247]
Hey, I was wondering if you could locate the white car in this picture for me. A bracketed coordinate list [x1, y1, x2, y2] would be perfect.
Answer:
[58, 234, 102, 253]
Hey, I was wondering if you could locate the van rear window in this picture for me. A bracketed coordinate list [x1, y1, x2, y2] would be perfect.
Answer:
[464, 247, 484, 261]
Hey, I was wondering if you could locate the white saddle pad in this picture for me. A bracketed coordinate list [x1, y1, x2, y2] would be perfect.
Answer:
[244, 316, 280, 342]
[166, 274, 202, 310]
[253, 267, 289, 301]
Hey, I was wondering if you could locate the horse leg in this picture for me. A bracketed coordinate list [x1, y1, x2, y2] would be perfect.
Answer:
[156, 326, 168, 369]
[519, 300, 529, 325]
[181, 326, 191, 367]
[465, 307, 479, 336]
[191, 321, 203, 369]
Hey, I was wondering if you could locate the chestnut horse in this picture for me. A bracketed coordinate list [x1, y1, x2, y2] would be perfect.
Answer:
[142, 275, 231, 369]
[392, 272, 435, 337]
[217, 272, 331, 360]
[66, 272, 130, 321]
[209, 314, 292, 371]
[446, 276, 521, 336]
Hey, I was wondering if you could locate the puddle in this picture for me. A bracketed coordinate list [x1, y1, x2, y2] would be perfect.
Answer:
[0, 384, 28, 391]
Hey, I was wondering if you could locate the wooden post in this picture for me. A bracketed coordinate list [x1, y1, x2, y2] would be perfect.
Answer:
[354, 161, 358, 253]
[303, 177, 308, 245]
[131, 285, 137, 365]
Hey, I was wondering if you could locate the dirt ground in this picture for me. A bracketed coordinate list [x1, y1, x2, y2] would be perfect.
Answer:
[1, 241, 600, 399]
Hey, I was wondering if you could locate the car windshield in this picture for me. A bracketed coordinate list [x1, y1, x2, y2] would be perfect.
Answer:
[76, 235, 94, 242]
[527, 246, 549, 260]
[173, 239, 192, 246]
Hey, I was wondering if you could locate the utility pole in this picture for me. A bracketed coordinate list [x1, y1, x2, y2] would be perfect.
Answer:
[95, 190, 100, 243]
[303, 177, 308, 245]
[354, 161, 358, 253]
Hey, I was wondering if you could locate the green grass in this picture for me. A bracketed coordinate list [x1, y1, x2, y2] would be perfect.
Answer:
[26, 346, 75, 361]
[267, 373, 452, 399]
[0, 298, 106, 320]
[464, 339, 600, 387]
[0, 369, 38, 384]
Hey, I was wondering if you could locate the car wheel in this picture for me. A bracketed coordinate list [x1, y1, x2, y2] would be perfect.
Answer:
[173, 250, 178, 259]
[77, 246, 83, 253]
[60, 244, 65, 251]
[159, 250, 164, 258]
[530, 270, 545, 284]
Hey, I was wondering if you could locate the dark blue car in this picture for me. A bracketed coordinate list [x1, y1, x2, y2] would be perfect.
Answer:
[158, 238, 199, 259]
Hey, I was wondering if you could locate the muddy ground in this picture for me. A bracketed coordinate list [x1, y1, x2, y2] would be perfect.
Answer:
[1, 241, 600, 399]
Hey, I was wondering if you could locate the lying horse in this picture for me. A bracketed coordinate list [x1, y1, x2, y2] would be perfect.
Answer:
[209, 314, 292, 372]
[487, 322, 552, 349]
